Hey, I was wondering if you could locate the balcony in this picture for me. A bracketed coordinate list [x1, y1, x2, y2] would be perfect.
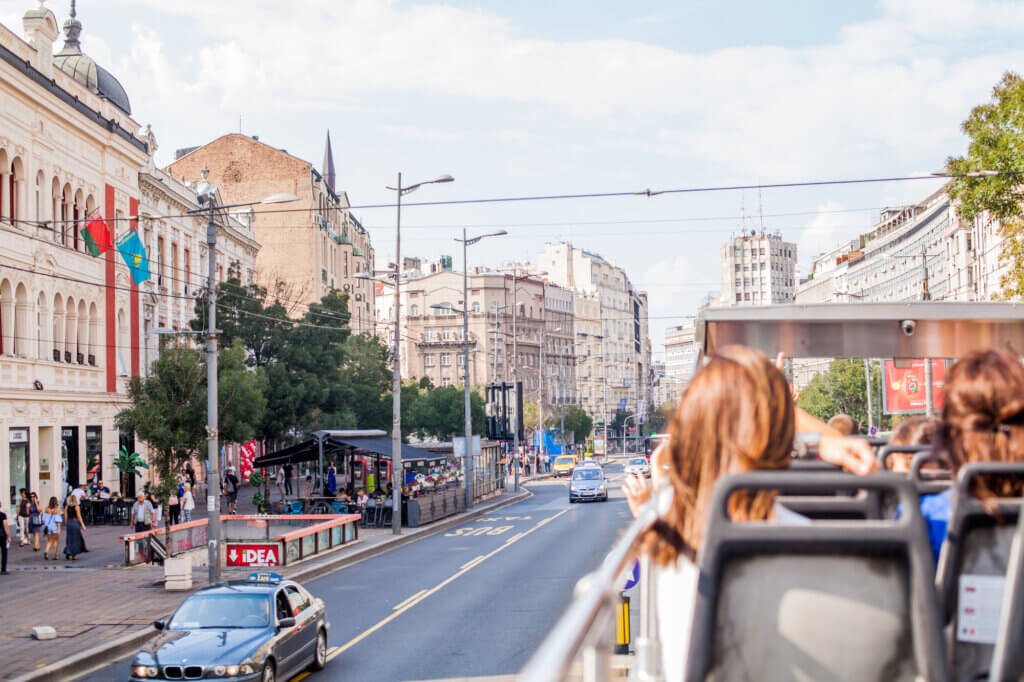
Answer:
[0, 354, 106, 393]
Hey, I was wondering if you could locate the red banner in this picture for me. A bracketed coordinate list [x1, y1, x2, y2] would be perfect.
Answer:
[226, 543, 281, 567]
[883, 359, 946, 414]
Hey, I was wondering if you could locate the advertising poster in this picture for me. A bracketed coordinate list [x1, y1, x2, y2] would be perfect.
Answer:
[882, 359, 947, 414]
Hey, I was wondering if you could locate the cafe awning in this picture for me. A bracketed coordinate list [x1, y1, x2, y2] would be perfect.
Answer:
[253, 434, 448, 469]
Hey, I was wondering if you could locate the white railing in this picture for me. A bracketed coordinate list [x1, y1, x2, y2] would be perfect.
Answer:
[519, 485, 672, 682]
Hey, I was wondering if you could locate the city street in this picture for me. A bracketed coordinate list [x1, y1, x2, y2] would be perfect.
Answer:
[75, 463, 630, 682]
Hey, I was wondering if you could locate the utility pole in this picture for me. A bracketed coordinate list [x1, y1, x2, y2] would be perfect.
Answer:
[864, 358, 874, 433]
[391, 172, 403, 534]
[461, 228, 473, 510]
[921, 246, 934, 418]
[511, 271, 519, 492]
[204, 201, 221, 584]
[539, 280, 546, 466]
[602, 317, 609, 462]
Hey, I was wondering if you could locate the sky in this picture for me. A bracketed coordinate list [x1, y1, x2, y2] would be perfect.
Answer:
[3, 0, 1023, 359]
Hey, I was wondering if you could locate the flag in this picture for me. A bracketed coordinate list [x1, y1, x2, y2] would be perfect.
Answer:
[115, 229, 150, 285]
[239, 441, 259, 479]
[81, 212, 113, 257]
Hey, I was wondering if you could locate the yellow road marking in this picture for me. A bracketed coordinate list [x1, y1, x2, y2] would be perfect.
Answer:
[460, 555, 486, 570]
[392, 589, 428, 611]
[329, 507, 571, 662]
[292, 672, 310, 681]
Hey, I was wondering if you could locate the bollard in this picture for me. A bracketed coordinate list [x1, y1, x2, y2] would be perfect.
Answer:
[615, 593, 631, 655]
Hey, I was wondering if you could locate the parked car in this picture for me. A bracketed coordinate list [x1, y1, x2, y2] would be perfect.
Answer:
[552, 455, 577, 477]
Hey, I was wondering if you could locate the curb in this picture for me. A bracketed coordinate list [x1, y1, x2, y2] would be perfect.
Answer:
[8, 489, 532, 682]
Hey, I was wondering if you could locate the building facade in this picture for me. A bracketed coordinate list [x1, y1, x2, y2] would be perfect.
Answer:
[0, 3, 150, 512]
[720, 231, 797, 305]
[662, 324, 697, 405]
[535, 242, 650, 425]
[374, 269, 572, 398]
[167, 133, 376, 334]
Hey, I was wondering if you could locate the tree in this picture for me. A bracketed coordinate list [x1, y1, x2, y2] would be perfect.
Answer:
[946, 72, 1024, 298]
[645, 402, 671, 435]
[190, 279, 288, 368]
[406, 386, 486, 441]
[560, 405, 593, 444]
[797, 359, 890, 433]
[116, 339, 266, 501]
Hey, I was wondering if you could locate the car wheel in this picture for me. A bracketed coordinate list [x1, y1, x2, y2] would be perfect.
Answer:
[310, 628, 327, 671]
[262, 661, 276, 682]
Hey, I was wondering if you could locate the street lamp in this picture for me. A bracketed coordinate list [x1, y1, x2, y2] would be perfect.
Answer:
[383, 173, 453, 534]
[180, 186, 298, 585]
[449, 229, 507, 510]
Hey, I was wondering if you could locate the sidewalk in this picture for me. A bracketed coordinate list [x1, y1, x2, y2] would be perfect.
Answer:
[2, 486, 529, 682]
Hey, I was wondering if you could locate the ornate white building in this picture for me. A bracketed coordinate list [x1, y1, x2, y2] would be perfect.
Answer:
[0, 2, 150, 509]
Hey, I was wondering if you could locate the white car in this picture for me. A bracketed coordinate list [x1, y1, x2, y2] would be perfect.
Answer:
[624, 457, 650, 478]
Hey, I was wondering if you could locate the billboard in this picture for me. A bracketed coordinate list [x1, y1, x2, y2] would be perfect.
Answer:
[882, 359, 947, 414]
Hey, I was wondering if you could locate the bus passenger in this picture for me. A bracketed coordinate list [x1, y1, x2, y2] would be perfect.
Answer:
[828, 413, 859, 436]
[886, 416, 938, 472]
[923, 349, 1024, 559]
[622, 346, 874, 681]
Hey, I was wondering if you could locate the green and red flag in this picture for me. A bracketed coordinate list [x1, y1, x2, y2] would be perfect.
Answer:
[81, 212, 113, 257]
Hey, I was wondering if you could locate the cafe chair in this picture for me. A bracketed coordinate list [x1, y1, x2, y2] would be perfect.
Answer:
[285, 501, 304, 515]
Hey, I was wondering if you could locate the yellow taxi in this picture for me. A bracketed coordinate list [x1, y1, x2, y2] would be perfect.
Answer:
[552, 455, 577, 477]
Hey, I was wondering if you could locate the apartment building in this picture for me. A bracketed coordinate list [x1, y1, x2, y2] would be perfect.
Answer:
[720, 231, 797, 305]
[167, 133, 376, 334]
[662, 324, 697, 405]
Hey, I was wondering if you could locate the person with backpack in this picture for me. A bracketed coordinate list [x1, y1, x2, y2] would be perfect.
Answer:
[41, 497, 62, 560]
[222, 467, 240, 514]
[27, 492, 43, 551]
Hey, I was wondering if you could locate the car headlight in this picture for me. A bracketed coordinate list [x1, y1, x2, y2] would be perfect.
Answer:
[213, 666, 227, 677]
[239, 664, 254, 675]
[226, 665, 240, 676]
[131, 666, 159, 679]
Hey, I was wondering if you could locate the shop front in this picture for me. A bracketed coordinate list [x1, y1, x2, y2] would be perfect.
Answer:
[8, 428, 29, 518]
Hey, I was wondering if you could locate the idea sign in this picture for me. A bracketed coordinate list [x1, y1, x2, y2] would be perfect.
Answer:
[227, 543, 281, 567]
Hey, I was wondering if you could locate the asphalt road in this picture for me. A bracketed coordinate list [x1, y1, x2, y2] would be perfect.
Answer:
[76, 462, 631, 682]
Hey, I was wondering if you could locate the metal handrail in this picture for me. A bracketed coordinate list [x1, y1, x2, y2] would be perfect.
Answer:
[519, 485, 673, 682]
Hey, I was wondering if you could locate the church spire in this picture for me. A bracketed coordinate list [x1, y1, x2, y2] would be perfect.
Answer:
[61, 0, 82, 52]
[322, 130, 336, 193]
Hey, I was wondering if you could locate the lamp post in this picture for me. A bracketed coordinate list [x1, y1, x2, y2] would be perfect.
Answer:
[449, 229, 507, 509]
[168, 188, 298, 585]
[383, 174, 453, 534]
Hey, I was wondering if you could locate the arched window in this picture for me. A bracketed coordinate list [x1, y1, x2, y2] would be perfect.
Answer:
[61, 183, 72, 246]
[34, 171, 43, 223]
[52, 293, 64, 361]
[0, 278, 12, 355]
[10, 157, 23, 224]
[88, 302, 100, 366]
[36, 292, 47, 360]
[14, 283, 28, 356]
[0, 149, 8, 223]
[410, 304, 419, 317]
[51, 178, 60, 243]
[64, 296, 76, 363]
[77, 299, 87, 364]
[73, 189, 84, 251]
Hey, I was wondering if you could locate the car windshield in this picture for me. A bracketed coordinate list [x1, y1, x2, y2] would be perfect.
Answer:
[556, 457, 573, 464]
[628, 458, 646, 466]
[169, 593, 271, 630]
[572, 469, 602, 481]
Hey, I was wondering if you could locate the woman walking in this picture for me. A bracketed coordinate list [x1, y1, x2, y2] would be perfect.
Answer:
[167, 485, 180, 527]
[181, 483, 195, 523]
[41, 497, 62, 560]
[64, 495, 87, 560]
[27, 492, 42, 551]
[147, 491, 162, 528]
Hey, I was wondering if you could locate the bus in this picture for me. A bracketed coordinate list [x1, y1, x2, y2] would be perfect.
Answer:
[643, 433, 669, 460]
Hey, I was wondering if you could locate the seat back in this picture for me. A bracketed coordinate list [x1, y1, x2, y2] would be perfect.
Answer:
[686, 471, 949, 682]
[935, 463, 1024, 682]
[989, 514, 1024, 682]
[878, 444, 931, 470]
[779, 461, 885, 519]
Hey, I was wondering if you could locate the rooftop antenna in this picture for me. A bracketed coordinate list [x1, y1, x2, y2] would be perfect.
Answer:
[739, 188, 745, 239]
[758, 187, 765, 236]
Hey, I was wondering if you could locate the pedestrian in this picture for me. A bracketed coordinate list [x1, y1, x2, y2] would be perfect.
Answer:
[284, 462, 294, 496]
[64, 495, 87, 560]
[131, 493, 153, 533]
[0, 503, 9, 574]
[276, 467, 286, 502]
[185, 462, 196, 490]
[42, 497, 62, 560]
[147, 492, 162, 528]
[222, 466, 240, 514]
[16, 489, 29, 546]
[304, 474, 313, 499]
[27, 492, 42, 551]
[327, 461, 337, 495]
[181, 483, 195, 523]
[167, 486, 181, 527]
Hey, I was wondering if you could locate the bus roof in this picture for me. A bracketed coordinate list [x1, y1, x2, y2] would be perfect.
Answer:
[697, 302, 1024, 363]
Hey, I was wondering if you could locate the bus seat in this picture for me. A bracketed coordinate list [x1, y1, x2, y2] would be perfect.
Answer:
[778, 463, 885, 519]
[934, 463, 1024, 682]
[988, 514, 1024, 682]
[878, 444, 931, 470]
[686, 471, 949, 682]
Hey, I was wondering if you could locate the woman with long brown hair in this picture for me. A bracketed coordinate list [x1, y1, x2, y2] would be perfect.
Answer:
[921, 349, 1024, 558]
[623, 346, 875, 681]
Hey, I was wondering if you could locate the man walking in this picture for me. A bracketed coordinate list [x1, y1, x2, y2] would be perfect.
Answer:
[283, 462, 294, 496]
[223, 466, 240, 514]
[130, 493, 153, 533]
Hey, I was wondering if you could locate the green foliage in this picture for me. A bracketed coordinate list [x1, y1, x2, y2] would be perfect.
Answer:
[113, 445, 149, 477]
[248, 471, 263, 488]
[645, 402, 671, 435]
[116, 339, 266, 501]
[946, 72, 1024, 299]
[252, 491, 265, 508]
[796, 359, 890, 433]
[560, 405, 594, 444]
[406, 386, 486, 441]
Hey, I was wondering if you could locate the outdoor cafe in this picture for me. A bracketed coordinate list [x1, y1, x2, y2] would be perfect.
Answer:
[252, 430, 463, 528]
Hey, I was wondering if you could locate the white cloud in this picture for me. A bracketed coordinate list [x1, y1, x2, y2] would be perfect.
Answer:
[798, 201, 855, 272]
